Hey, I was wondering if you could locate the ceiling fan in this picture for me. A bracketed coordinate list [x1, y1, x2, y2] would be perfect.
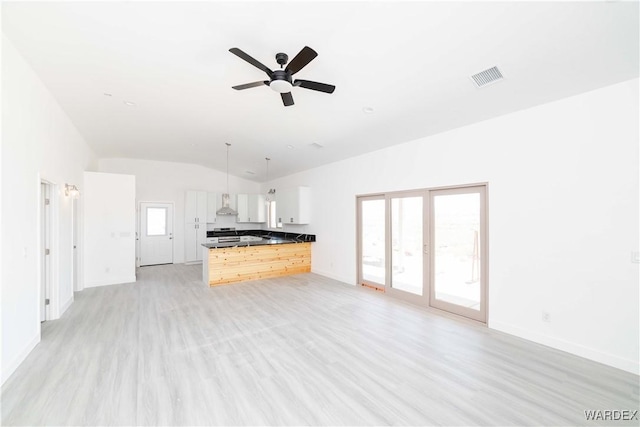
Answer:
[229, 46, 336, 107]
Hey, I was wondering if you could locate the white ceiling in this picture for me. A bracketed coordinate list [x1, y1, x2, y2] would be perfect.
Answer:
[3, 1, 638, 181]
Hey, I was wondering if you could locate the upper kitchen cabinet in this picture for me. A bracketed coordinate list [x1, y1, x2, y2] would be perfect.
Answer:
[236, 194, 266, 223]
[277, 186, 310, 225]
[206, 192, 218, 223]
[185, 190, 207, 224]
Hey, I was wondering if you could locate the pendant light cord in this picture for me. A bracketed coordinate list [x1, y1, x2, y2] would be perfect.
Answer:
[266, 157, 270, 182]
[226, 143, 230, 193]
[265, 157, 271, 201]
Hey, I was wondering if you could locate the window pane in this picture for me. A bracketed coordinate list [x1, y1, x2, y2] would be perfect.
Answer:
[268, 201, 281, 228]
[361, 199, 386, 285]
[391, 197, 423, 295]
[433, 193, 481, 310]
[147, 207, 167, 236]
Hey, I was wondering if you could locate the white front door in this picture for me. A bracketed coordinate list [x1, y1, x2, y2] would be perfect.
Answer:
[140, 202, 174, 266]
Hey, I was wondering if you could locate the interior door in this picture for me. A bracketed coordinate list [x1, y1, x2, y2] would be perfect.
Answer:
[429, 186, 487, 322]
[140, 202, 174, 266]
[72, 197, 80, 291]
[40, 182, 50, 322]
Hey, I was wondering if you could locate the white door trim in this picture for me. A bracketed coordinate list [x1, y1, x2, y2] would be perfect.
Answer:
[71, 196, 83, 292]
[38, 178, 61, 322]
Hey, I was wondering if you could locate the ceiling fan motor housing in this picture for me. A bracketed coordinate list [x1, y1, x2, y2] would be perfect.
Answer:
[275, 52, 288, 66]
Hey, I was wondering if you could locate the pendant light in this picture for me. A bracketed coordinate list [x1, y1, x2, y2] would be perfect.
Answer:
[216, 143, 238, 216]
[265, 157, 276, 203]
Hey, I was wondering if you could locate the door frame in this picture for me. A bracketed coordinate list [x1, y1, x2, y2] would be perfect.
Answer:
[428, 185, 488, 323]
[385, 189, 430, 305]
[71, 195, 83, 292]
[356, 182, 489, 324]
[356, 194, 387, 291]
[38, 178, 60, 323]
[137, 201, 175, 267]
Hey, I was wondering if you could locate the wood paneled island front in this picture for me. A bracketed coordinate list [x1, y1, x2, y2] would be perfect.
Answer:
[202, 240, 312, 286]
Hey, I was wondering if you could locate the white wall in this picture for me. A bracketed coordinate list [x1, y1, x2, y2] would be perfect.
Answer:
[266, 79, 639, 374]
[83, 172, 136, 287]
[1, 35, 98, 384]
[98, 158, 261, 264]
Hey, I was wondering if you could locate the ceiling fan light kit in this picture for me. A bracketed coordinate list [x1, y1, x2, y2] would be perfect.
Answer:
[269, 76, 293, 93]
[230, 46, 335, 106]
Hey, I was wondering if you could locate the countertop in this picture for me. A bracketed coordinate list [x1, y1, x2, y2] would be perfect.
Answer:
[202, 237, 309, 249]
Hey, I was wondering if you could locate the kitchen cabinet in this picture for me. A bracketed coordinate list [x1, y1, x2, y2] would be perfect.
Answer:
[185, 190, 208, 264]
[206, 192, 218, 223]
[185, 190, 207, 224]
[236, 194, 266, 223]
[204, 243, 311, 286]
[185, 222, 206, 264]
[277, 186, 310, 225]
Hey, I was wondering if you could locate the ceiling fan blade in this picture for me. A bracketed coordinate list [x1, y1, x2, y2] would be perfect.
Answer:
[294, 79, 336, 94]
[229, 48, 273, 76]
[281, 92, 294, 107]
[285, 46, 317, 75]
[232, 81, 269, 90]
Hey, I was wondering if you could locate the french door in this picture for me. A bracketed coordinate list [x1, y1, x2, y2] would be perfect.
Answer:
[357, 184, 487, 322]
[357, 195, 387, 290]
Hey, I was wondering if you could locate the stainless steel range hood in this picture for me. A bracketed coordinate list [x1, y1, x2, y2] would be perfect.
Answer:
[216, 193, 238, 216]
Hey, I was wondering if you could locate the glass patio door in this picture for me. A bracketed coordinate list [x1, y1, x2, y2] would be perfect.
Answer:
[358, 195, 387, 290]
[429, 186, 487, 322]
[357, 185, 487, 323]
[389, 193, 426, 297]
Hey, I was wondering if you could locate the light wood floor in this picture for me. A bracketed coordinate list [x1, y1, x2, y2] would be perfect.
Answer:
[2, 264, 638, 426]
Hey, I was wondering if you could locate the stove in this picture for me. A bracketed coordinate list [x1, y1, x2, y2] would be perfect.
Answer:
[207, 227, 240, 243]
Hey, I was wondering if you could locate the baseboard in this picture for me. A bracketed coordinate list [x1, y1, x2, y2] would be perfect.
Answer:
[84, 275, 137, 288]
[59, 296, 73, 317]
[490, 320, 639, 375]
[1, 333, 40, 386]
[311, 268, 354, 286]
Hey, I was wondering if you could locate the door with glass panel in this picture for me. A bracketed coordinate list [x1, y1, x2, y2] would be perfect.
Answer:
[388, 192, 426, 298]
[429, 186, 486, 322]
[140, 202, 174, 266]
[358, 196, 386, 290]
[357, 185, 487, 323]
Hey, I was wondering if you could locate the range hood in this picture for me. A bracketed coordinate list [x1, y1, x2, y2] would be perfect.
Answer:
[216, 193, 238, 216]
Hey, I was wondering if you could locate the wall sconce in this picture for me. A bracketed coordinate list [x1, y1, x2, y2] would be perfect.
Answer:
[65, 183, 80, 197]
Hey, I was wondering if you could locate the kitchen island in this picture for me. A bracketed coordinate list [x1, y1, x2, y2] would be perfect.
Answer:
[202, 231, 315, 286]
